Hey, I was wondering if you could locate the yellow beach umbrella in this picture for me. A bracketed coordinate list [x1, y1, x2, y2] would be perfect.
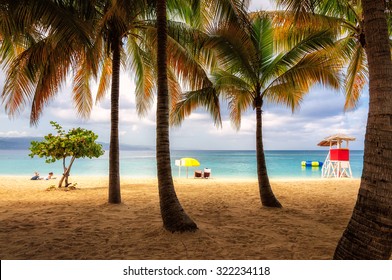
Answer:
[180, 157, 200, 178]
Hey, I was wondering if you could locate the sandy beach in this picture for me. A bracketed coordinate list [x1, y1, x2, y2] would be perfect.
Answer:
[0, 176, 361, 260]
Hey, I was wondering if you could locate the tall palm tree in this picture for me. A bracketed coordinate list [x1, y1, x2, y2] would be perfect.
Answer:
[1, 0, 212, 230]
[155, 0, 197, 232]
[334, 0, 392, 260]
[1, 0, 194, 207]
[275, 0, 392, 259]
[2, 0, 140, 203]
[0, 0, 152, 204]
[152, 0, 249, 231]
[151, 0, 252, 231]
[172, 14, 341, 207]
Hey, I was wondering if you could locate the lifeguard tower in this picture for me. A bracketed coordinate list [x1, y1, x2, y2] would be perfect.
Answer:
[317, 134, 356, 178]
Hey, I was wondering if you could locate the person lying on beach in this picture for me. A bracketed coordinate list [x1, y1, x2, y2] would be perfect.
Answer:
[45, 172, 55, 180]
[30, 172, 41, 180]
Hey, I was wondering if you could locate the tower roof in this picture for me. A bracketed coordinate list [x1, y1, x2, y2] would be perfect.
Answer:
[317, 134, 356, 147]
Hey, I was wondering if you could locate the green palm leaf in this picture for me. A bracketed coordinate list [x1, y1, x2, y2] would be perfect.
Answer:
[344, 41, 368, 110]
[170, 87, 221, 127]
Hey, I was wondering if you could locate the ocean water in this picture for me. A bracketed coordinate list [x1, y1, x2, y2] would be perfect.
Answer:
[0, 149, 364, 179]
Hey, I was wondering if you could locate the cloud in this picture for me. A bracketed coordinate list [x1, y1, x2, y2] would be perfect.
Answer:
[260, 100, 368, 150]
[249, 0, 276, 11]
[207, 115, 255, 136]
[187, 112, 210, 121]
[0, 131, 29, 137]
[0, 67, 369, 150]
[0, 32, 369, 151]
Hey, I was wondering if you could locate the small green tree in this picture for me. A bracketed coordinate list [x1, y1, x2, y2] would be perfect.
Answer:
[29, 121, 104, 188]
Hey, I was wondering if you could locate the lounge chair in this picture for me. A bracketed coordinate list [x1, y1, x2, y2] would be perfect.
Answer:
[203, 168, 211, 179]
[194, 170, 202, 178]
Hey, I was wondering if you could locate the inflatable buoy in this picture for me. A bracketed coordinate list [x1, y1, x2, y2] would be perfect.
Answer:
[301, 161, 323, 167]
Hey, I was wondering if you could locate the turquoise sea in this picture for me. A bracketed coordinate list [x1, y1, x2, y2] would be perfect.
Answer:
[0, 149, 364, 179]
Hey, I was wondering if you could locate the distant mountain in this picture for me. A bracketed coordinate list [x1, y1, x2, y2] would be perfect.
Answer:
[0, 137, 42, 150]
[0, 137, 153, 151]
[99, 142, 154, 151]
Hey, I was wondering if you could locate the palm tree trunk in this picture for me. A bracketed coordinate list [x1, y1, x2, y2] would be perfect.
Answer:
[108, 33, 121, 204]
[256, 101, 282, 208]
[156, 0, 197, 232]
[334, 0, 392, 259]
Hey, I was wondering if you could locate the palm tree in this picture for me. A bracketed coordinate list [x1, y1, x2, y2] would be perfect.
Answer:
[275, 0, 390, 110]
[155, 0, 198, 232]
[0, 0, 155, 204]
[275, 0, 392, 259]
[334, 0, 392, 260]
[172, 14, 341, 207]
[152, 0, 249, 231]
[1, 0, 212, 229]
[1, 0, 190, 206]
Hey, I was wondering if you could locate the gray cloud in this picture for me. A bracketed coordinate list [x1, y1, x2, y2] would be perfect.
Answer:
[0, 15, 369, 151]
[249, 0, 276, 11]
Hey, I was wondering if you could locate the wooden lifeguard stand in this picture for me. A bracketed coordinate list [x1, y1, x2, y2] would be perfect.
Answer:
[317, 134, 356, 178]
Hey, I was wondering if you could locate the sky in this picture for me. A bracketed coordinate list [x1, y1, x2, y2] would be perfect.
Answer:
[0, 0, 368, 150]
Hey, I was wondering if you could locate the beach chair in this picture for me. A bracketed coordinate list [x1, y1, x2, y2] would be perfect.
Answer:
[203, 168, 211, 179]
[194, 170, 202, 178]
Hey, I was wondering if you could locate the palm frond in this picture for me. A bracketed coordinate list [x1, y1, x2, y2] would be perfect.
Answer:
[15, 0, 94, 48]
[96, 56, 112, 103]
[72, 56, 93, 119]
[275, 0, 325, 21]
[2, 31, 76, 125]
[270, 11, 342, 52]
[1, 53, 36, 117]
[263, 81, 308, 112]
[207, 21, 258, 83]
[260, 29, 337, 89]
[211, 69, 254, 129]
[167, 0, 202, 28]
[226, 88, 254, 130]
[204, 0, 250, 27]
[250, 15, 274, 77]
[343, 42, 368, 110]
[143, 24, 213, 92]
[166, 20, 215, 70]
[170, 87, 221, 127]
[29, 43, 72, 125]
[127, 36, 156, 117]
[212, 69, 253, 95]
[264, 51, 342, 111]
[167, 68, 182, 113]
[318, 0, 361, 24]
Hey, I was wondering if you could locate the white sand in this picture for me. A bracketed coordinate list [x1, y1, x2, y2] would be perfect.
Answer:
[0, 176, 360, 259]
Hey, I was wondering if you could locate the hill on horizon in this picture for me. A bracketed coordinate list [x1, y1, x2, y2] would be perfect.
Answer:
[0, 137, 153, 151]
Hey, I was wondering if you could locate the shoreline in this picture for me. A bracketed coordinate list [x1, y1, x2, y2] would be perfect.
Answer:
[0, 149, 365, 180]
[0, 174, 362, 182]
[1, 176, 362, 259]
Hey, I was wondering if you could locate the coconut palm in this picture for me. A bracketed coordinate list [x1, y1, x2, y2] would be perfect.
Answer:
[0, 0, 154, 204]
[0, 0, 231, 231]
[1, 0, 202, 231]
[155, 0, 198, 232]
[334, 0, 392, 260]
[172, 14, 342, 207]
[275, 0, 392, 259]
[275, 0, 392, 110]
[153, 0, 251, 231]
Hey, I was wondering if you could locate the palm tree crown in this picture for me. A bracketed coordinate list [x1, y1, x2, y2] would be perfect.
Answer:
[173, 12, 342, 207]
[275, 0, 392, 110]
